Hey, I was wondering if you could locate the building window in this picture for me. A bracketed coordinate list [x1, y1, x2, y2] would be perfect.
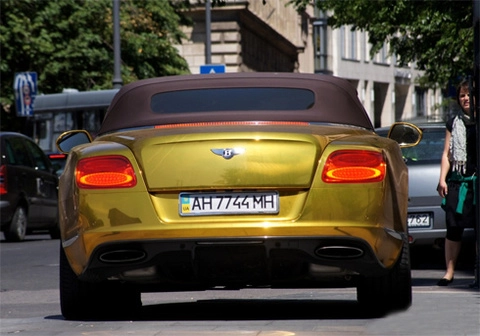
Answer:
[414, 87, 426, 117]
[312, 5, 329, 74]
[341, 26, 358, 61]
[373, 42, 390, 65]
[313, 19, 328, 72]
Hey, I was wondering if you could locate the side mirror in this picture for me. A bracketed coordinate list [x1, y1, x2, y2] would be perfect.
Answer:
[56, 130, 92, 154]
[387, 122, 422, 148]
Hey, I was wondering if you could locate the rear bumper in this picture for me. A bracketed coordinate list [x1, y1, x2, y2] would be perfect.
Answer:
[406, 204, 477, 246]
[75, 236, 401, 288]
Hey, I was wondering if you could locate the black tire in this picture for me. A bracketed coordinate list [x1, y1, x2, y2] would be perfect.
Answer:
[49, 226, 61, 239]
[49, 217, 61, 239]
[389, 236, 412, 311]
[4, 206, 27, 242]
[357, 235, 412, 316]
[59, 244, 142, 320]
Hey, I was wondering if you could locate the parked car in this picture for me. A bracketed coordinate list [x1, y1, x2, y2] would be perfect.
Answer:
[376, 123, 474, 248]
[56, 73, 421, 320]
[0, 132, 59, 241]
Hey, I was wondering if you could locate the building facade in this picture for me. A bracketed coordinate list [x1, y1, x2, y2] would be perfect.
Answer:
[175, 0, 444, 127]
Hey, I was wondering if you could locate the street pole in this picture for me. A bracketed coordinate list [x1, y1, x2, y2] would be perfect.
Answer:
[113, 0, 123, 89]
[205, 0, 211, 64]
[473, 0, 480, 290]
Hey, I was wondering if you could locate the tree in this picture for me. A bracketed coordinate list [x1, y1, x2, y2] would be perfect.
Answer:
[0, 0, 191, 131]
[288, 0, 474, 89]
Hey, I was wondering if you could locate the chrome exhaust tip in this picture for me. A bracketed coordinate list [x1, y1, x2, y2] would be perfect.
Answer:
[314, 245, 364, 259]
[99, 249, 146, 263]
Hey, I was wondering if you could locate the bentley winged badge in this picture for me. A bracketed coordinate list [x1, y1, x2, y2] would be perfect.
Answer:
[210, 147, 245, 159]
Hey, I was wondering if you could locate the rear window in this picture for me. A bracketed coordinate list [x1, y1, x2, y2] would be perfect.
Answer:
[401, 128, 444, 164]
[377, 126, 445, 165]
[150, 88, 315, 113]
[4, 137, 33, 167]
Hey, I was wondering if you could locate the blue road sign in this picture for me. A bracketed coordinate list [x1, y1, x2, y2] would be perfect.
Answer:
[14, 72, 37, 117]
[200, 64, 226, 74]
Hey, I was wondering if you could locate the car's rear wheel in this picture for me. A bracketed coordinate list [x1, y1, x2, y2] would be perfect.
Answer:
[49, 226, 61, 239]
[357, 235, 412, 316]
[388, 236, 413, 311]
[4, 206, 27, 242]
[49, 214, 60, 239]
[59, 244, 142, 320]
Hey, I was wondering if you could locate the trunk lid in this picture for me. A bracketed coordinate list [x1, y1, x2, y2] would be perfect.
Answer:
[138, 131, 321, 190]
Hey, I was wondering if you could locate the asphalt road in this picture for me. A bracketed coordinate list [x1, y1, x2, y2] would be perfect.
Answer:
[0, 234, 479, 336]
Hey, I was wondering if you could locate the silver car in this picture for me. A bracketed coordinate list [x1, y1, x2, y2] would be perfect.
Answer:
[376, 123, 474, 247]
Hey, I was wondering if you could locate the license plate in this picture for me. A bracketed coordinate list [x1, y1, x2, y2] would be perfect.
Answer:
[407, 213, 431, 228]
[179, 192, 279, 216]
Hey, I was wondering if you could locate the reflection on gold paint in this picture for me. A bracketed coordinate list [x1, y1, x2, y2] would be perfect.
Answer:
[261, 221, 273, 228]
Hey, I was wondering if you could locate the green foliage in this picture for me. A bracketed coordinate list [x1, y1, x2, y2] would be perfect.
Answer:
[0, 0, 191, 130]
[288, 0, 474, 89]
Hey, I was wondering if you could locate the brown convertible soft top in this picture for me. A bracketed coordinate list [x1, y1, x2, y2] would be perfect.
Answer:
[98, 72, 373, 135]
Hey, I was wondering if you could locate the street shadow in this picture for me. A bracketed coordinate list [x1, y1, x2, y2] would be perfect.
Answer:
[412, 276, 477, 288]
[137, 298, 367, 321]
[410, 243, 476, 271]
[0, 233, 56, 243]
[410, 243, 477, 288]
[44, 298, 398, 322]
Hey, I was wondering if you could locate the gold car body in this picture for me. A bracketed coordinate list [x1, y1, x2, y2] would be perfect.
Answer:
[59, 123, 408, 276]
[56, 73, 420, 319]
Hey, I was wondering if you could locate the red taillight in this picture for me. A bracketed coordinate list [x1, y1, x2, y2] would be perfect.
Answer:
[75, 156, 137, 189]
[49, 153, 66, 160]
[322, 150, 386, 183]
[0, 165, 7, 194]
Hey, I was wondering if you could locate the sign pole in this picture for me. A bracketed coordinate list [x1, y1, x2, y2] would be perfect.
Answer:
[205, 0, 211, 64]
[473, 0, 480, 290]
[112, 0, 122, 89]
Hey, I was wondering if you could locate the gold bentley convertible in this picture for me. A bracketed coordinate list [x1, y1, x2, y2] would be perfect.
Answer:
[56, 72, 421, 320]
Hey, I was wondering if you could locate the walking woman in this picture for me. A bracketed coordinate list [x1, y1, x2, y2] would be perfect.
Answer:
[436, 79, 477, 286]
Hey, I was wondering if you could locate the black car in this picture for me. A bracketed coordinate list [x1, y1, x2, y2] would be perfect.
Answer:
[0, 132, 59, 241]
